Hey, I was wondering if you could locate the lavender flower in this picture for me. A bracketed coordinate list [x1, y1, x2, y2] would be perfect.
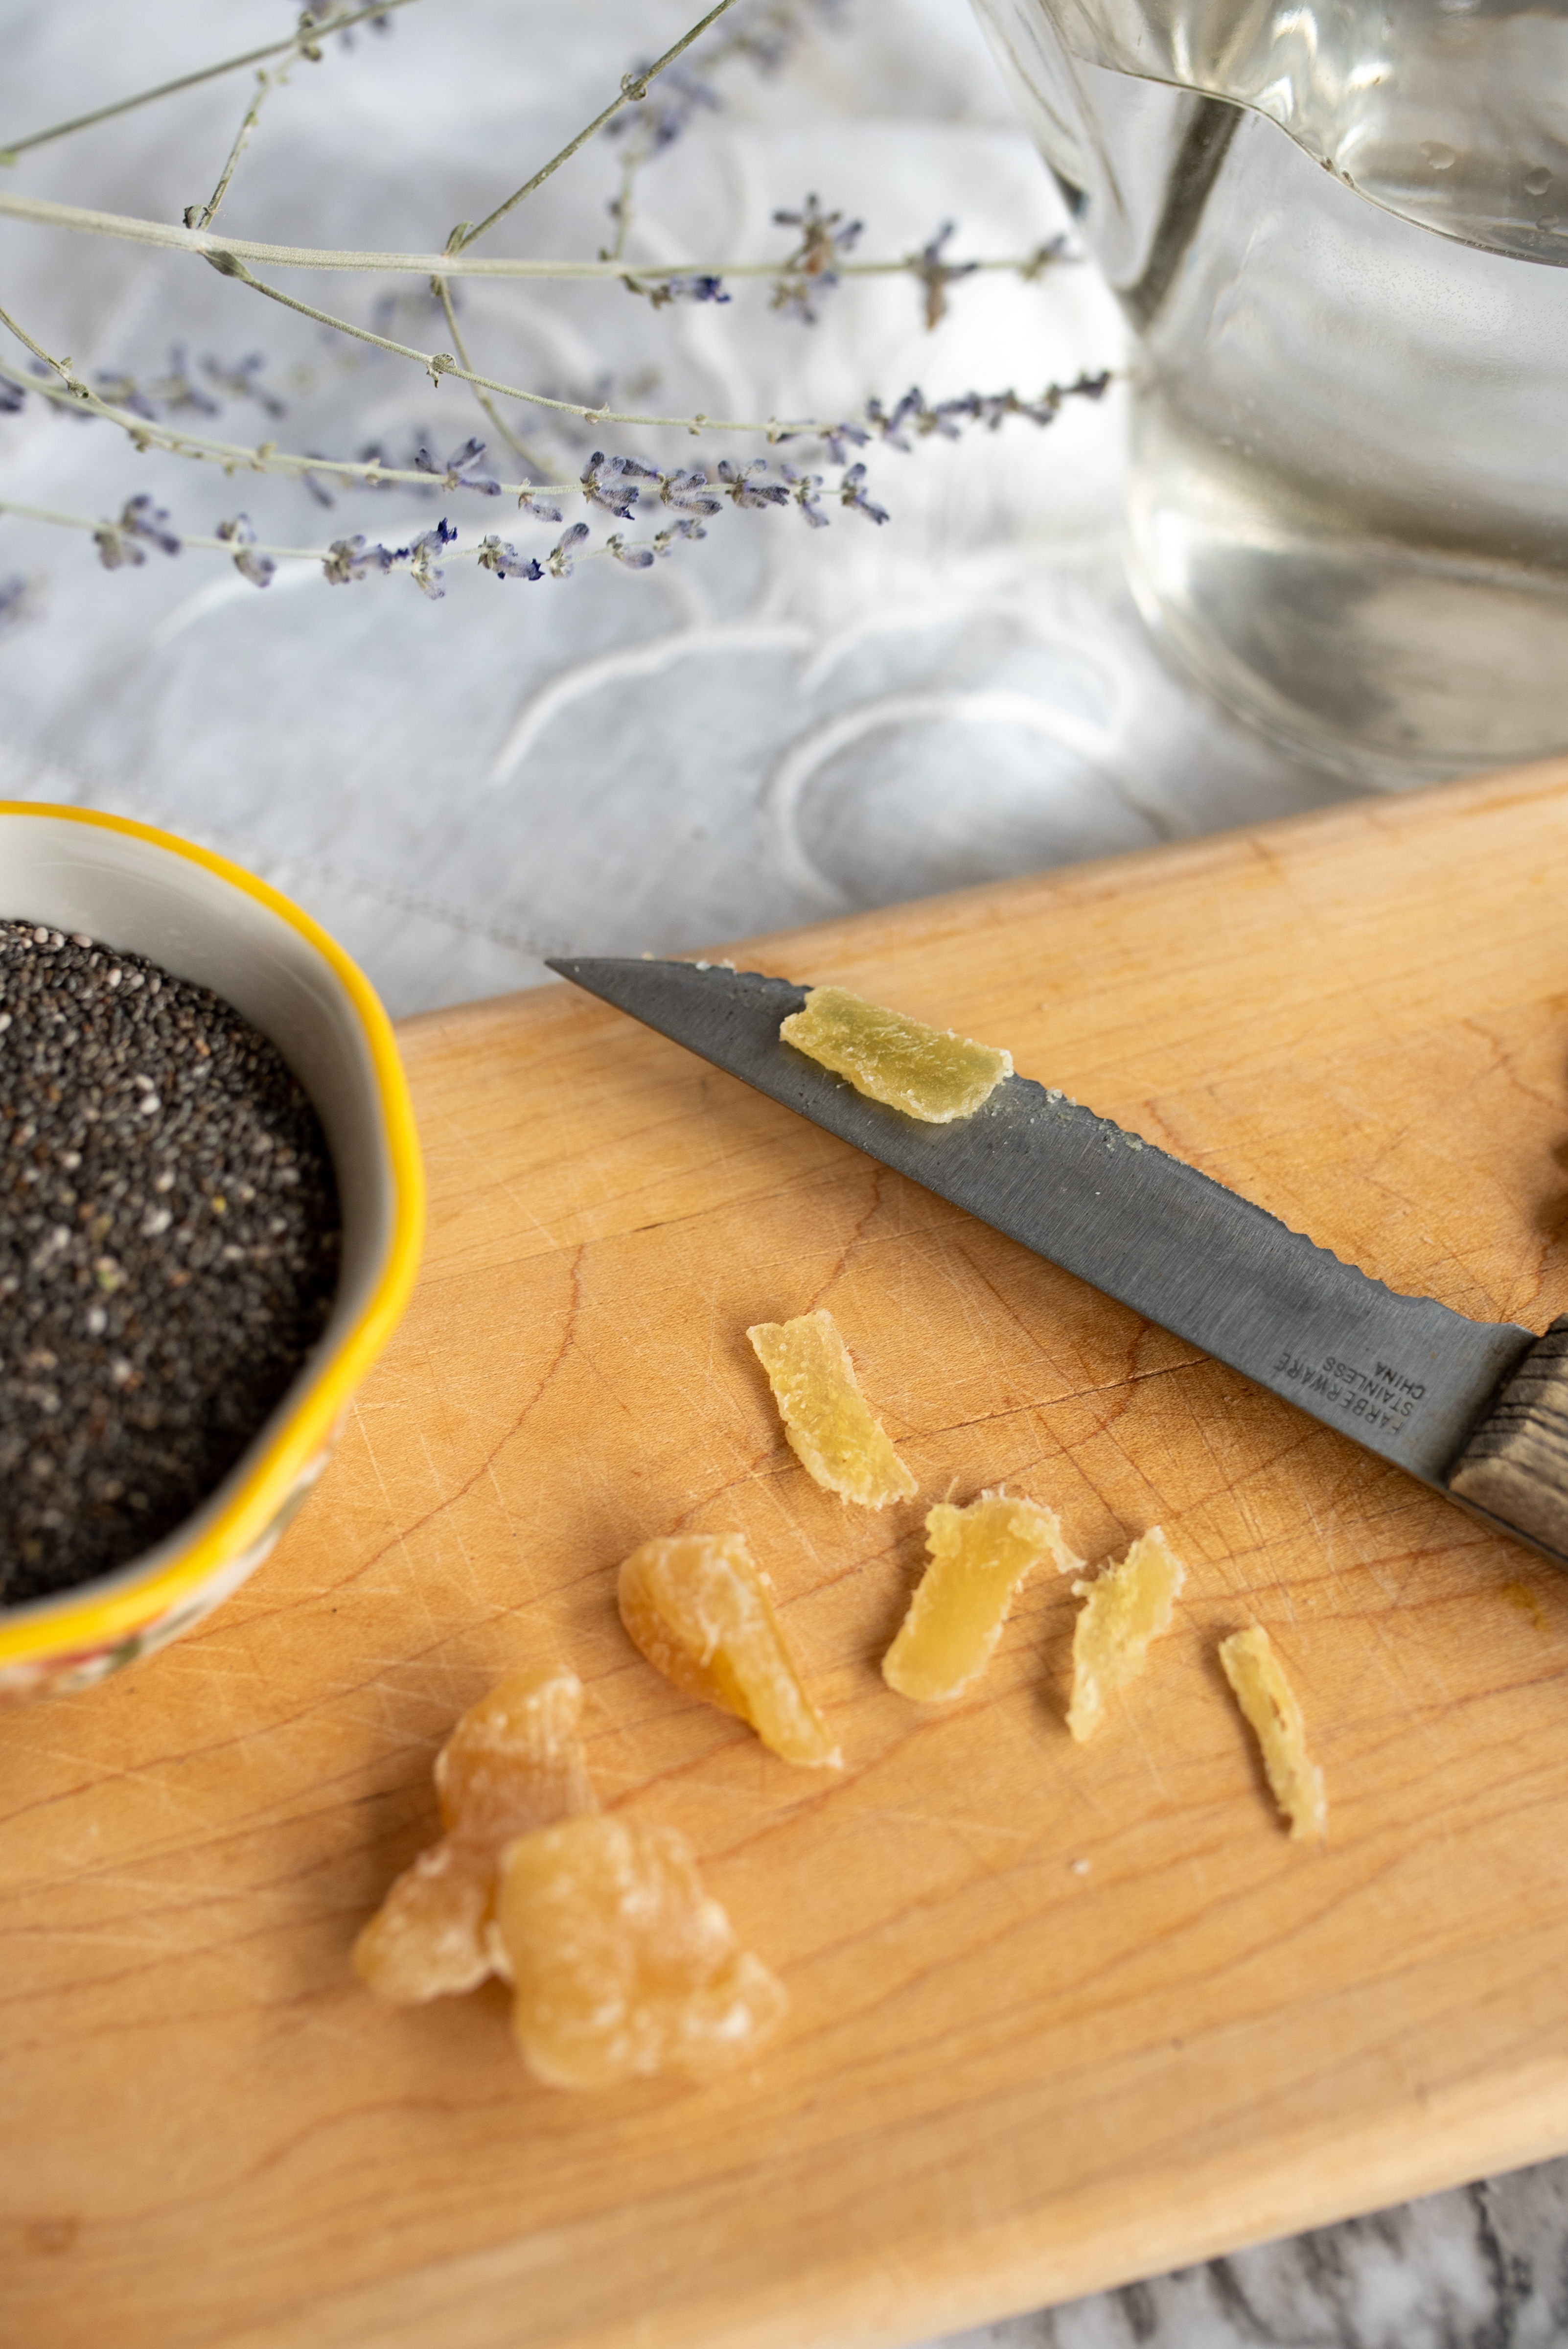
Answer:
[547, 522, 590, 579]
[837, 464, 888, 525]
[717, 459, 789, 511]
[300, 459, 338, 509]
[147, 346, 221, 417]
[477, 535, 543, 581]
[909, 224, 978, 332]
[659, 467, 722, 517]
[414, 436, 501, 494]
[202, 352, 286, 418]
[93, 495, 182, 570]
[1018, 233, 1075, 281]
[605, 533, 655, 570]
[92, 372, 159, 422]
[606, 60, 719, 158]
[323, 535, 397, 585]
[816, 418, 871, 467]
[864, 389, 926, 450]
[652, 518, 706, 556]
[517, 490, 564, 523]
[581, 451, 658, 519]
[406, 517, 457, 599]
[0, 575, 38, 631]
[0, 377, 23, 415]
[623, 272, 731, 310]
[770, 193, 862, 325]
[782, 465, 829, 528]
[215, 514, 276, 587]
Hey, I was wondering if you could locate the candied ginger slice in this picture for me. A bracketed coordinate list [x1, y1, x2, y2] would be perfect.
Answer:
[496, 1814, 788, 2091]
[780, 984, 1012, 1123]
[747, 1308, 916, 1509]
[1065, 1526, 1187, 1744]
[1219, 1623, 1327, 1842]
[353, 1663, 597, 2004]
[619, 1532, 842, 1769]
[884, 1490, 1082, 1704]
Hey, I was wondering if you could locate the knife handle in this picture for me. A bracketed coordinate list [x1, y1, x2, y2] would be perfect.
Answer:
[1449, 1317, 1568, 1556]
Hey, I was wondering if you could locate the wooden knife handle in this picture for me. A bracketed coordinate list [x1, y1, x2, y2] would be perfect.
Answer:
[1449, 1316, 1568, 1557]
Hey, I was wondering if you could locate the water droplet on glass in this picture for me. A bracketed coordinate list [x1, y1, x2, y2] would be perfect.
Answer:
[1524, 167, 1553, 197]
[1421, 141, 1457, 172]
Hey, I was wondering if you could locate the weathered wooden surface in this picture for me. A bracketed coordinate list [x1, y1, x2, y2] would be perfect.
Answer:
[8, 762, 1568, 2349]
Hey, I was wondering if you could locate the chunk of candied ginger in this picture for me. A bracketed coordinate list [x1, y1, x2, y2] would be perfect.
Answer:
[1219, 1623, 1327, 1842]
[496, 1814, 788, 2091]
[884, 1490, 1081, 1703]
[353, 1664, 596, 2003]
[780, 984, 1012, 1123]
[747, 1308, 917, 1509]
[1065, 1526, 1187, 1743]
[619, 1532, 841, 1768]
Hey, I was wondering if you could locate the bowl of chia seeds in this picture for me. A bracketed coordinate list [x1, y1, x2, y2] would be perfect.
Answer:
[0, 802, 424, 1703]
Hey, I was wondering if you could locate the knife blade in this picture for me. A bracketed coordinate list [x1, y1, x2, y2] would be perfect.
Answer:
[546, 955, 1568, 1568]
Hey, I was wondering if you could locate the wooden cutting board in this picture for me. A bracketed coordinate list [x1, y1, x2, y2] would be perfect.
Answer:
[9, 760, 1568, 2349]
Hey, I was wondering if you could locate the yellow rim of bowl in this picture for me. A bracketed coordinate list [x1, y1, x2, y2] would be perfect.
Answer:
[0, 802, 426, 1668]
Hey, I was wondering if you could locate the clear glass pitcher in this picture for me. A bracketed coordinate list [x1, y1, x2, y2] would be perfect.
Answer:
[970, 0, 1568, 785]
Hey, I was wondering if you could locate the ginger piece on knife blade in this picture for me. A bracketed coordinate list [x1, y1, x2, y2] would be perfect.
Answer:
[1219, 1623, 1328, 1842]
[353, 1664, 597, 2004]
[780, 983, 1012, 1123]
[496, 1814, 788, 2091]
[1065, 1526, 1187, 1743]
[747, 1308, 917, 1508]
[619, 1532, 842, 1769]
[884, 1490, 1082, 1703]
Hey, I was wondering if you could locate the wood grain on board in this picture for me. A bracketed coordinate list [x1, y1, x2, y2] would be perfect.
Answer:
[8, 761, 1568, 2349]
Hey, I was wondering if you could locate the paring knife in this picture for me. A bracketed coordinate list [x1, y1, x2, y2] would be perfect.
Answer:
[546, 956, 1568, 1570]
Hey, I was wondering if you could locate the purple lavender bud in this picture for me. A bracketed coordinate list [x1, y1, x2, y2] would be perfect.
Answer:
[215, 515, 276, 588]
[547, 521, 591, 578]
[659, 468, 722, 516]
[477, 535, 544, 581]
[838, 464, 889, 526]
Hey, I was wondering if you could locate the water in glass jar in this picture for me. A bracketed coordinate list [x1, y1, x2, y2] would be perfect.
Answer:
[972, 0, 1568, 785]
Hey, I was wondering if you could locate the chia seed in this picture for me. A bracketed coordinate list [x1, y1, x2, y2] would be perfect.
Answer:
[0, 921, 341, 1608]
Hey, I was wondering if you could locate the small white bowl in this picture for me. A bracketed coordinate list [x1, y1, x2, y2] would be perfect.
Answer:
[0, 802, 424, 1702]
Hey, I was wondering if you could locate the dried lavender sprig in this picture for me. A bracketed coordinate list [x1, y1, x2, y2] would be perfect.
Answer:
[0, 0, 427, 165]
[0, 499, 717, 587]
[600, 2, 841, 260]
[792, 371, 1115, 463]
[3, 340, 1113, 554]
[0, 189, 1075, 291]
[213, 249, 1115, 448]
[450, 0, 748, 254]
[0, 351, 581, 502]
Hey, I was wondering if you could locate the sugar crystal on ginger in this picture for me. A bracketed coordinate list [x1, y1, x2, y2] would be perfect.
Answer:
[780, 984, 1012, 1123]
[619, 1532, 841, 1768]
[1065, 1526, 1187, 1743]
[884, 1490, 1081, 1703]
[747, 1308, 916, 1509]
[1219, 1622, 1327, 1841]
[496, 1813, 788, 2091]
[353, 1663, 597, 2004]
